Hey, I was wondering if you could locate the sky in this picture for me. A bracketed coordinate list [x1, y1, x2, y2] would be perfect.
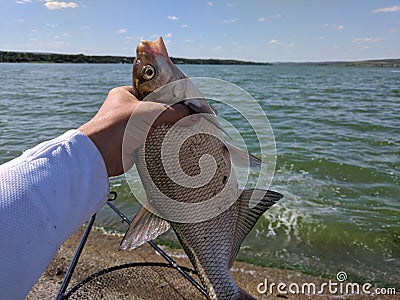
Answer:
[1, 0, 400, 62]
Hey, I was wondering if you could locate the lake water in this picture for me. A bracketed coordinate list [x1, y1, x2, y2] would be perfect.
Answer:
[0, 63, 399, 287]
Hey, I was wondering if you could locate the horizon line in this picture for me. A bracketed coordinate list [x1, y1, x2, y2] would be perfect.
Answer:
[1, 50, 399, 65]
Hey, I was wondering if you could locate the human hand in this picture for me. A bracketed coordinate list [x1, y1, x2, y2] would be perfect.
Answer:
[78, 86, 194, 177]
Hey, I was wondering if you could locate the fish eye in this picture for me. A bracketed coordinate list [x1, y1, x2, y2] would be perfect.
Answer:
[142, 65, 156, 80]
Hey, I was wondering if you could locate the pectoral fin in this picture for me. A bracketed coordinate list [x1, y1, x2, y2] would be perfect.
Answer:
[224, 142, 262, 168]
[229, 189, 283, 267]
[120, 205, 170, 251]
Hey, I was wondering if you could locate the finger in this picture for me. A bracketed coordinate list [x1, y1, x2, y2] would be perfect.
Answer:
[110, 86, 137, 99]
[119, 86, 134, 92]
[118, 86, 139, 99]
[107, 86, 140, 105]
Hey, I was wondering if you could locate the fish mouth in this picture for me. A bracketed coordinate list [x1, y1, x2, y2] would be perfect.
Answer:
[137, 37, 170, 59]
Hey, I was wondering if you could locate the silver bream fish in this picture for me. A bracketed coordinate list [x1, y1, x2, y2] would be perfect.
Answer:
[120, 37, 283, 300]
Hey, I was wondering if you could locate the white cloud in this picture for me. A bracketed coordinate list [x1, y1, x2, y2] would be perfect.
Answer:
[208, 1, 214, 6]
[372, 5, 400, 13]
[269, 39, 283, 46]
[221, 18, 238, 24]
[116, 29, 127, 34]
[258, 14, 282, 22]
[16, 0, 31, 4]
[44, 1, 78, 10]
[388, 28, 400, 33]
[353, 37, 383, 44]
[268, 39, 295, 49]
[323, 24, 344, 30]
[165, 33, 172, 38]
[181, 24, 189, 28]
[168, 16, 179, 21]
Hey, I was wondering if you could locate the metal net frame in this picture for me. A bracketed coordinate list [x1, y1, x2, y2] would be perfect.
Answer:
[55, 192, 207, 299]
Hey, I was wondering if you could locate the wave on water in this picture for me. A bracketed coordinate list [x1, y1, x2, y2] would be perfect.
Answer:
[1, 63, 399, 288]
[239, 160, 400, 287]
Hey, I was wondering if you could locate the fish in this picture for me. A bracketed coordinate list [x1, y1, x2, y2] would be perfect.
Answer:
[120, 37, 283, 300]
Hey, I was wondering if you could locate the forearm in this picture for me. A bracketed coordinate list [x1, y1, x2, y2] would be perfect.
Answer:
[0, 130, 109, 299]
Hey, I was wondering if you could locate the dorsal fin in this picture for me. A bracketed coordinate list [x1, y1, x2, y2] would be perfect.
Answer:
[229, 189, 283, 267]
[119, 205, 170, 251]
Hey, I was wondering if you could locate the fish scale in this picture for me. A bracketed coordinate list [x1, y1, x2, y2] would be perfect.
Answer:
[172, 208, 242, 299]
[135, 121, 240, 299]
[131, 118, 280, 299]
[120, 37, 283, 300]
[135, 120, 238, 223]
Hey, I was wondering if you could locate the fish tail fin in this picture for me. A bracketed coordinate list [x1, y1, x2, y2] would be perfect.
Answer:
[119, 205, 170, 251]
[229, 189, 283, 267]
[239, 288, 257, 300]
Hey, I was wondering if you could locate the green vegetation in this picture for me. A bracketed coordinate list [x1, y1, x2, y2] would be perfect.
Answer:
[170, 57, 269, 65]
[277, 59, 400, 68]
[0, 51, 398, 67]
[0, 51, 269, 65]
[0, 51, 132, 64]
[332, 59, 399, 68]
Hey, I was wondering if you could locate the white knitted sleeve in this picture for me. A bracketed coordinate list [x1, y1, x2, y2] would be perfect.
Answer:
[0, 130, 109, 299]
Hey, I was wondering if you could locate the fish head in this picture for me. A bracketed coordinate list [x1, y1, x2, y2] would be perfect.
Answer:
[132, 37, 185, 100]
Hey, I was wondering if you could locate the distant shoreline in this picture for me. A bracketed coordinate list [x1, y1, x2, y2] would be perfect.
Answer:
[276, 59, 399, 68]
[0, 51, 269, 65]
[0, 50, 399, 67]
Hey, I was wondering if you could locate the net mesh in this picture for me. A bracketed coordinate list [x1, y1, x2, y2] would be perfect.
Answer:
[63, 262, 205, 300]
